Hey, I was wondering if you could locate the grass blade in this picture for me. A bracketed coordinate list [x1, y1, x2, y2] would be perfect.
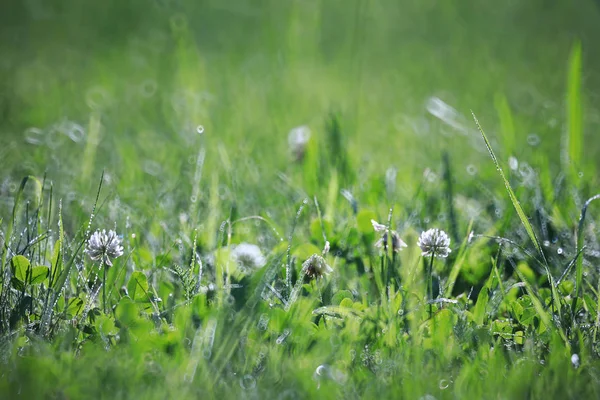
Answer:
[572, 194, 600, 318]
[494, 92, 516, 157]
[566, 41, 583, 170]
[471, 112, 546, 263]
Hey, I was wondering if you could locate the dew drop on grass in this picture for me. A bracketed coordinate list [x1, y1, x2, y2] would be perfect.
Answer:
[258, 314, 269, 330]
[143, 160, 162, 176]
[439, 379, 450, 389]
[508, 156, 519, 170]
[466, 164, 477, 175]
[276, 329, 290, 344]
[140, 80, 157, 98]
[315, 365, 328, 378]
[24, 127, 44, 145]
[329, 335, 341, 348]
[240, 374, 256, 390]
[526, 134, 541, 147]
[196, 125, 204, 135]
[86, 87, 110, 110]
[543, 240, 550, 247]
[557, 248, 563, 255]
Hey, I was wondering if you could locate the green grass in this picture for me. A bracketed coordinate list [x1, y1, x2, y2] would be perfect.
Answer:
[2, 1, 600, 398]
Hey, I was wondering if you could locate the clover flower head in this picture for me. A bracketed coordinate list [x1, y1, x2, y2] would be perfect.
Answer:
[371, 219, 407, 252]
[86, 229, 124, 267]
[303, 254, 333, 279]
[231, 243, 266, 272]
[417, 228, 451, 258]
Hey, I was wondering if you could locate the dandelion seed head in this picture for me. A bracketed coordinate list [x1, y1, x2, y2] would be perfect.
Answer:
[86, 229, 124, 267]
[417, 228, 451, 258]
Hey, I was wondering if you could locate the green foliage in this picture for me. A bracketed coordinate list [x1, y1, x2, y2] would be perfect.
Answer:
[1, 1, 600, 398]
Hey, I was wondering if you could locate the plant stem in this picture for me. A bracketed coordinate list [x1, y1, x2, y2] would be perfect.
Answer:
[427, 253, 435, 319]
[103, 264, 106, 314]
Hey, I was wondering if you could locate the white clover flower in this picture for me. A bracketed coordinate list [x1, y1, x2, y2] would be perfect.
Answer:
[231, 243, 266, 272]
[371, 219, 407, 253]
[303, 242, 333, 279]
[303, 254, 333, 279]
[417, 228, 451, 258]
[86, 229, 124, 267]
[288, 125, 311, 161]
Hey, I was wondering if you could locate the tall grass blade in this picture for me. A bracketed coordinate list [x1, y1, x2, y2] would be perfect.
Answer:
[471, 112, 546, 263]
[566, 41, 583, 170]
[572, 194, 600, 318]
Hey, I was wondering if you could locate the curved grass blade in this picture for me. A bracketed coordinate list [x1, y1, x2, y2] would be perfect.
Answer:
[572, 194, 600, 318]
[471, 112, 546, 264]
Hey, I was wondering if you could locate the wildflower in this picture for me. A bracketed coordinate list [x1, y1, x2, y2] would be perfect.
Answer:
[371, 219, 407, 253]
[303, 241, 333, 279]
[571, 354, 580, 369]
[288, 125, 311, 161]
[231, 243, 266, 272]
[417, 228, 451, 258]
[86, 229, 124, 267]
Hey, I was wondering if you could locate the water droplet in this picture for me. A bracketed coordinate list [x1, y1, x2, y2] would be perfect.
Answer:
[315, 365, 329, 377]
[276, 329, 290, 345]
[439, 379, 450, 389]
[557, 248, 563, 255]
[196, 125, 205, 134]
[240, 374, 256, 390]
[24, 127, 44, 145]
[86, 86, 110, 110]
[466, 164, 477, 175]
[526, 134, 541, 147]
[140, 80, 157, 98]
[170, 14, 187, 31]
[258, 314, 269, 330]
[143, 160, 162, 176]
[508, 156, 519, 171]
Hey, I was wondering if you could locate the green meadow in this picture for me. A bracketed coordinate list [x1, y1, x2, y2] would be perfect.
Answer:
[1, 1, 600, 398]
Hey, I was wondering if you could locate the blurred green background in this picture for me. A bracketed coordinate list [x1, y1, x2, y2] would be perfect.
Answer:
[1, 0, 599, 227]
